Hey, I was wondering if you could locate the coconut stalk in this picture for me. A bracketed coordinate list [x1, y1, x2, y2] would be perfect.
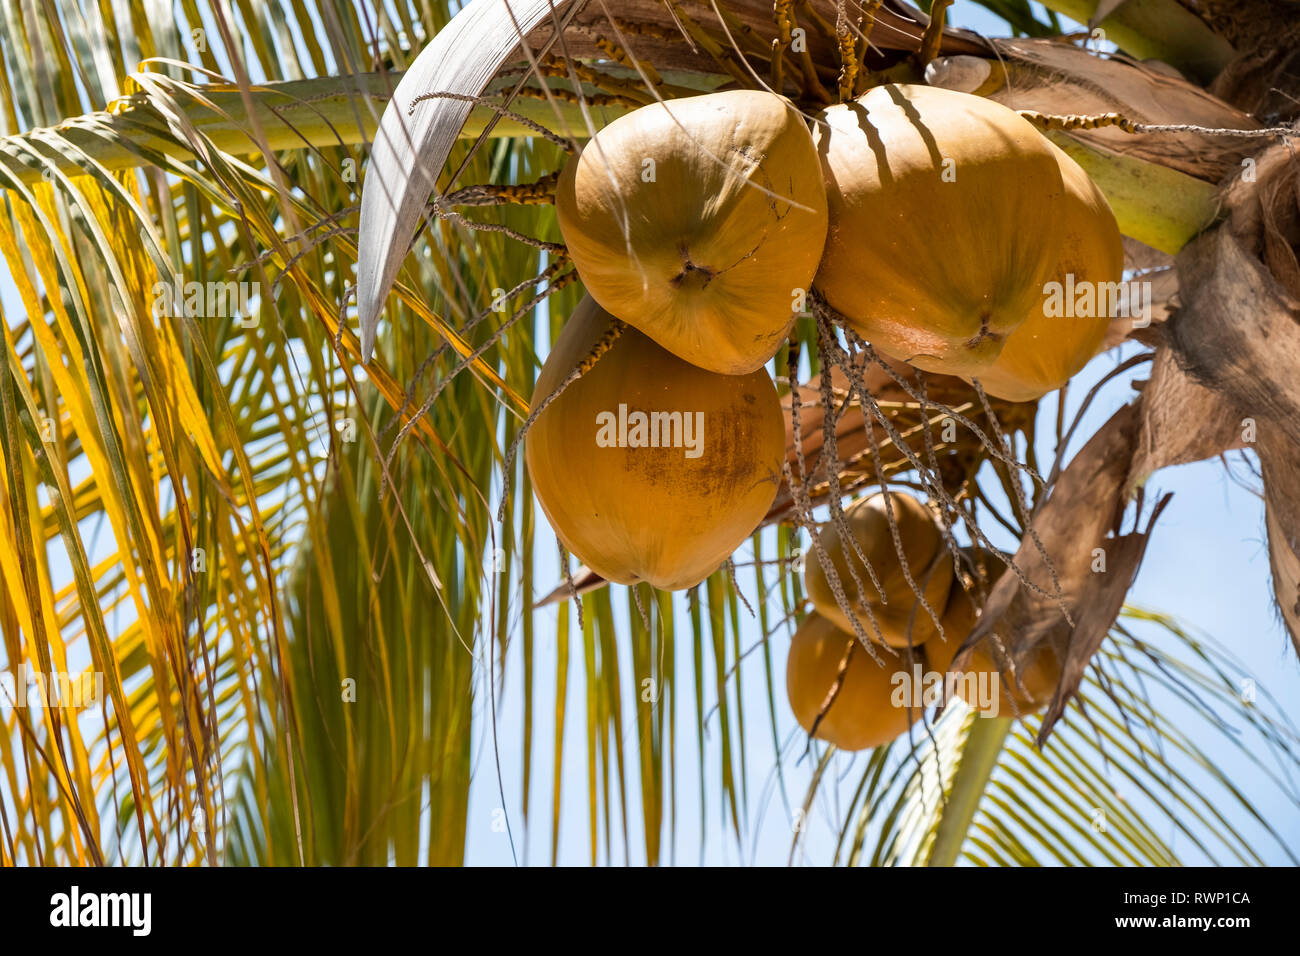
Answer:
[0, 67, 729, 186]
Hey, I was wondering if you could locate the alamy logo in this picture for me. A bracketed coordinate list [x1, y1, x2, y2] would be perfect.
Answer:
[151, 279, 258, 324]
[50, 886, 151, 936]
[595, 404, 704, 459]
[890, 664, 1000, 712]
[1, 664, 102, 709]
[1042, 273, 1151, 326]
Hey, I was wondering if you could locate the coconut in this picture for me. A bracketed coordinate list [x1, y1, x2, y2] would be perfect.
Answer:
[813, 84, 1066, 376]
[555, 90, 828, 375]
[525, 295, 784, 591]
[785, 612, 921, 751]
[958, 639, 1063, 718]
[923, 544, 1006, 673]
[922, 587, 977, 677]
[804, 491, 953, 648]
[969, 143, 1125, 402]
[923, 555, 1063, 718]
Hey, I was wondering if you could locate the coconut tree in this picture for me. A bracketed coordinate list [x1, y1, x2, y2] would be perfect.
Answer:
[0, 0, 1297, 867]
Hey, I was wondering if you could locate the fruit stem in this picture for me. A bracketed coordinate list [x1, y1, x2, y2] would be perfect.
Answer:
[853, 1, 884, 97]
[836, 22, 857, 103]
[443, 171, 561, 207]
[925, 714, 1013, 866]
[917, 0, 954, 68]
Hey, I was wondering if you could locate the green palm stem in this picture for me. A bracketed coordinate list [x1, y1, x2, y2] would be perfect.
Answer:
[926, 715, 1014, 866]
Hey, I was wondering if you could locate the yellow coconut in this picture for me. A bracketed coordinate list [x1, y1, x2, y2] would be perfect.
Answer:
[922, 587, 977, 677]
[958, 639, 1063, 718]
[813, 84, 1066, 376]
[525, 295, 784, 591]
[804, 491, 953, 648]
[923, 558, 1063, 718]
[555, 90, 828, 375]
[969, 143, 1125, 402]
[786, 612, 922, 751]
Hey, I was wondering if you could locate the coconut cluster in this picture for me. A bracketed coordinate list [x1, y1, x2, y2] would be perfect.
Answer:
[524, 82, 1120, 686]
[792, 499, 1064, 751]
[529, 89, 826, 591]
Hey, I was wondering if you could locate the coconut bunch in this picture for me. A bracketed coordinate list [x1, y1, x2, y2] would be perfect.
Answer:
[792, 511, 1065, 752]
[525, 83, 1121, 597]
[352, 0, 1300, 767]
[526, 89, 825, 591]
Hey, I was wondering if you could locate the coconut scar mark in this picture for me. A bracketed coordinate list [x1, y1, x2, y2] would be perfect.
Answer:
[668, 246, 717, 289]
[964, 311, 1003, 349]
[667, 235, 766, 290]
[668, 145, 777, 290]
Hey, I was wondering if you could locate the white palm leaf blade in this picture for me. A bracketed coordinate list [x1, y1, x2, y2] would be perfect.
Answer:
[356, 0, 575, 360]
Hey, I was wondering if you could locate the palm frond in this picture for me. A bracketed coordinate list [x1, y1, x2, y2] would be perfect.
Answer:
[803, 611, 1300, 866]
